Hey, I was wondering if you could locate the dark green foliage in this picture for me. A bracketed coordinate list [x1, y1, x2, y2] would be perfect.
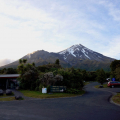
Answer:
[15, 59, 108, 92]
[17, 59, 39, 90]
[115, 67, 120, 81]
[87, 71, 97, 81]
[66, 88, 81, 94]
[1, 57, 110, 92]
[56, 68, 84, 90]
[37, 64, 61, 72]
[47, 85, 50, 93]
[81, 70, 89, 81]
[23, 59, 27, 64]
[96, 69, 106, 85]
[19, 59, 27, 64]
[55, 59, 60, 65]
[32, 62, 35, 66]
[105, 71, 111, 78]
[110, 60, 120, 81]
[0, 68, 17, 74]
[110, 60, 120, 71]
[74, 60, 111, 71]
[19, 59, 22, 64]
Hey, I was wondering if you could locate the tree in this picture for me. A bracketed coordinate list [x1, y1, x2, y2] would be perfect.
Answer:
[23, 59, 27, 64]
[19, 59, 23, 64]
[56, 68, 84, 90]
[110, 60, 120, 79]
[17, 64, 25, 75]
[55, 59, 60, 65]
[96, 69, 106, 85]
[115, 67, 120, 81]
[110, 60, 120, 71]
[32, 62, 35, 66]
[17, 59, 39, 90]
[6, 68, 17, 74]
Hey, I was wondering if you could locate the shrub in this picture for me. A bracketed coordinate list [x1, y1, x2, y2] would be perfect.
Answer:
[39, 84, 44, 92]
[35, 87, 39, 91]
[47, 85, 50, 93]
[66, 88, 81, 94]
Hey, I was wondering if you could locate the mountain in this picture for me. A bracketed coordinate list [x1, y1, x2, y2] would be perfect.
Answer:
[0, 44, 115, 71]
[58, 44, 114, 63]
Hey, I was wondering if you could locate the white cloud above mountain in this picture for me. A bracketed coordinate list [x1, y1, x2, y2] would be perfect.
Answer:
[0, 0, 120, 66]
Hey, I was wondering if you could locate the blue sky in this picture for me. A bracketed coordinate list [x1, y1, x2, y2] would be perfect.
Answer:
[0, 0, 120, 66]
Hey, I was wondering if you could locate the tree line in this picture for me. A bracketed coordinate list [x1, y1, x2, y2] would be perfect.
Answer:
[1, 59, 120, 93]
[16, 59, 111, 93]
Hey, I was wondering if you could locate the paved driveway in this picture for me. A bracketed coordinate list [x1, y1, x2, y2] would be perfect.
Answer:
[0, 82, 120, 120]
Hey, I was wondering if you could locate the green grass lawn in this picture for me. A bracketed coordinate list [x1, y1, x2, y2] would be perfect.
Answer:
[0, 97, 15, 101]
[0, 92, 15, 101]
[94, 84, 108, 88]
[20, 90, 85, 99]
[112, 93, 120, 105]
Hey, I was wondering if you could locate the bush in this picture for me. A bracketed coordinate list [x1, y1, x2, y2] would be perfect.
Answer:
[66, 88, 81, 94]
[56, 68, 84, 90]
[35, 87, 39, 91]
[47, 85, 50, 93]
[39, 84, 44, 92]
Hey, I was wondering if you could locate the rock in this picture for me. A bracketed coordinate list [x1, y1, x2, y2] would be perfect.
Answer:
[15, 96, 23, 100]
[99, 85, 103, 88]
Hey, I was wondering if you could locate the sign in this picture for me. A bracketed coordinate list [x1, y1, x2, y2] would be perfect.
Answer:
[112, 78, 115, 81]
[50, 86, 66, 93]
[42, 88, 47, 93]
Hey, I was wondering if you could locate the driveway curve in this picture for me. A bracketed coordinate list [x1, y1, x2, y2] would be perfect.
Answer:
[0, 82, 120, 120]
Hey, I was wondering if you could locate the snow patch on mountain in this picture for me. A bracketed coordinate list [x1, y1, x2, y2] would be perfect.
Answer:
[81, 48, 91, 59]
[57, 43, 114, 62]
[59, 45, 77, 57]
[58, 44, 92, 59]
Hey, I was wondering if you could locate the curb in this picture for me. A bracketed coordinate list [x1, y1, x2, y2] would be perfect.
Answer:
[110, 93, 120, 107]
[94, 86, 120, 107]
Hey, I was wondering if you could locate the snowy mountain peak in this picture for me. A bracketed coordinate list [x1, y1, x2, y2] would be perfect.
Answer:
[58, 44, 93, 59]
[58, 44, 110, 62]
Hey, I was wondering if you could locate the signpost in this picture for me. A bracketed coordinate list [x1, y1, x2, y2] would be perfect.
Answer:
[42, 88, 47, 93]
[50, 86, 66, 93]
[112, 78, 115, 81]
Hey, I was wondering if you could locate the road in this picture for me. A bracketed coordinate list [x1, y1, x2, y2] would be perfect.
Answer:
[0, 82, 120, 120]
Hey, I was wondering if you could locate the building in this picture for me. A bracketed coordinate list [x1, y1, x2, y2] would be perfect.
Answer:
[0, 74, 20, 90]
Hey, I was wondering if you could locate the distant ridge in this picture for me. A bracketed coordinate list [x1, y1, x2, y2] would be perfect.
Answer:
[0, 44, 115, 71]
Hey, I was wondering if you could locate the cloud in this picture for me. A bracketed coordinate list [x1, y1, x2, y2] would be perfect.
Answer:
[0, 59, 14, 67]
[99, 0, 120, 21]
[0, 0, 120, 62]
[102, 36, 120, 59]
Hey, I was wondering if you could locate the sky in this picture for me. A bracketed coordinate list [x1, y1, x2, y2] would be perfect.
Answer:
[0, 0, 120, 66]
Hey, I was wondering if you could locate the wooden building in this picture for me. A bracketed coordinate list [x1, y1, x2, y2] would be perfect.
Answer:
[0, 74, 20, 90]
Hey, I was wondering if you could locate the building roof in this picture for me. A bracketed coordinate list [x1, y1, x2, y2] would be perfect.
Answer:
[0, 74, 20, 78]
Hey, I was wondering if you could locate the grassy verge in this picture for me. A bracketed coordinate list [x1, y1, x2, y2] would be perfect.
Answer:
[0, 92, 14, 97]
[20, 90, 85, 99]
[84, 82, 90, 85]
[94, 84, 108, 88]
[0, 97, 15, 101]
[0, 92, 16, 101]
[112, 93, 120, 105]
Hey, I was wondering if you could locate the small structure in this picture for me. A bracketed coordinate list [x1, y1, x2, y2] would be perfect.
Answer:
[50, 86, 66, 93]
[0, 74, 20, 90]
[42, 88, 47, 93]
